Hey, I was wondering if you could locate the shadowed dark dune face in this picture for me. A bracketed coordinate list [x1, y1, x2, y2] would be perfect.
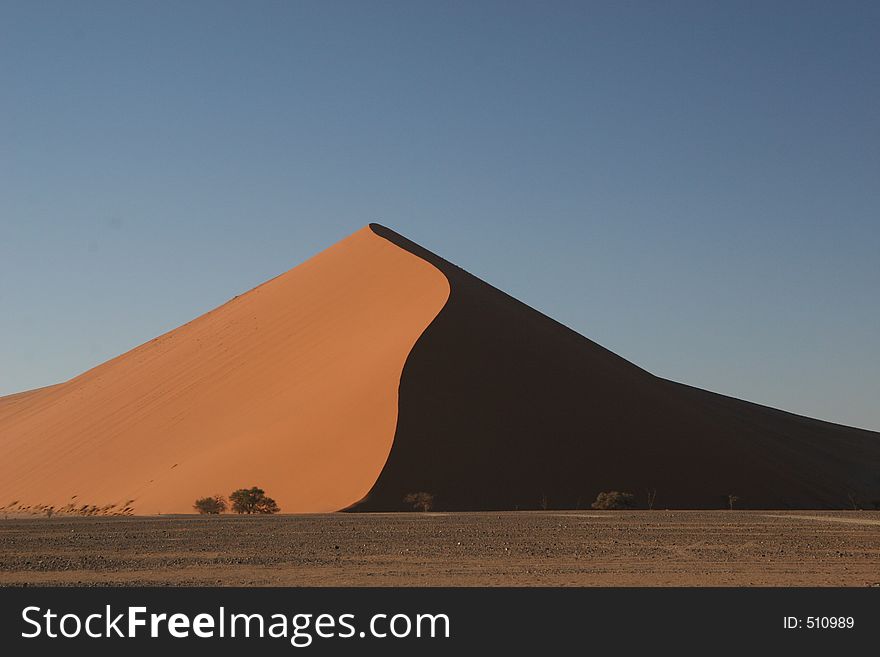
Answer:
[352, 225, 880, 511]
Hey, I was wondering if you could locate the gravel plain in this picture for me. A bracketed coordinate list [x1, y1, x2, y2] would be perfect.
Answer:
[1, 511, 878, 586]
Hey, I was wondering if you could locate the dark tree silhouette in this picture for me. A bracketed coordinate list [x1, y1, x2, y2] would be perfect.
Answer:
[591, 491, 636, 510]
[193, 495, 227, 514]
[403, 492, 434, 512]
[230, 487, 279, 514]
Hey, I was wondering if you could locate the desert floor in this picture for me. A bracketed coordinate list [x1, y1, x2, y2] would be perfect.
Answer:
[1, 511, 878, 586]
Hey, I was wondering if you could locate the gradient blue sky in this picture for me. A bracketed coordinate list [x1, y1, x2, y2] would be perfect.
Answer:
[1, 1, 878, 430]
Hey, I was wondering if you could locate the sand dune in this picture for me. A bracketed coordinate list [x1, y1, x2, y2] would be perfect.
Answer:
[0, 227, 448, 514]
[2, 224, 878, 514]
[352, 225, 880, 510]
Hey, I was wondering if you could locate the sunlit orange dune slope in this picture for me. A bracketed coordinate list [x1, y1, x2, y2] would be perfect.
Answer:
[0, 227, 449, 514]
[2, 224, 879, 515]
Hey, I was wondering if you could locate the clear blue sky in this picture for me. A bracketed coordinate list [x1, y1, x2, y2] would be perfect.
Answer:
[1, 1, 878, 430]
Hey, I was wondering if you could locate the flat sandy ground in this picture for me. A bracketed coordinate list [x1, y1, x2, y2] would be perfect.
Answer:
[1, 511, 878, 587]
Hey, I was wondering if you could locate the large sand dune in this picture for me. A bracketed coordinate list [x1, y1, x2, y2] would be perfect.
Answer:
[2, 224, 878, 514]
[353, 225, 880, 511]
[0, 227, 448, 514]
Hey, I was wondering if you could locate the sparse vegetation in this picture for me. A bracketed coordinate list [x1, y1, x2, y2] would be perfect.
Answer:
[846, 491, 861, 510]
[229, 487, 279, 514]
[403, 492, 434, 512]
[591, 491, 636, 510]
[193, 495, 227, 515]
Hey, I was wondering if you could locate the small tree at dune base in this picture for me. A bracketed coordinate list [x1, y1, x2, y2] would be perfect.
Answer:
[194, 495, 227, 514]
[591, 491, 636, 510]
[229, 487, 279, 514]
[403, 492, 434, 512]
